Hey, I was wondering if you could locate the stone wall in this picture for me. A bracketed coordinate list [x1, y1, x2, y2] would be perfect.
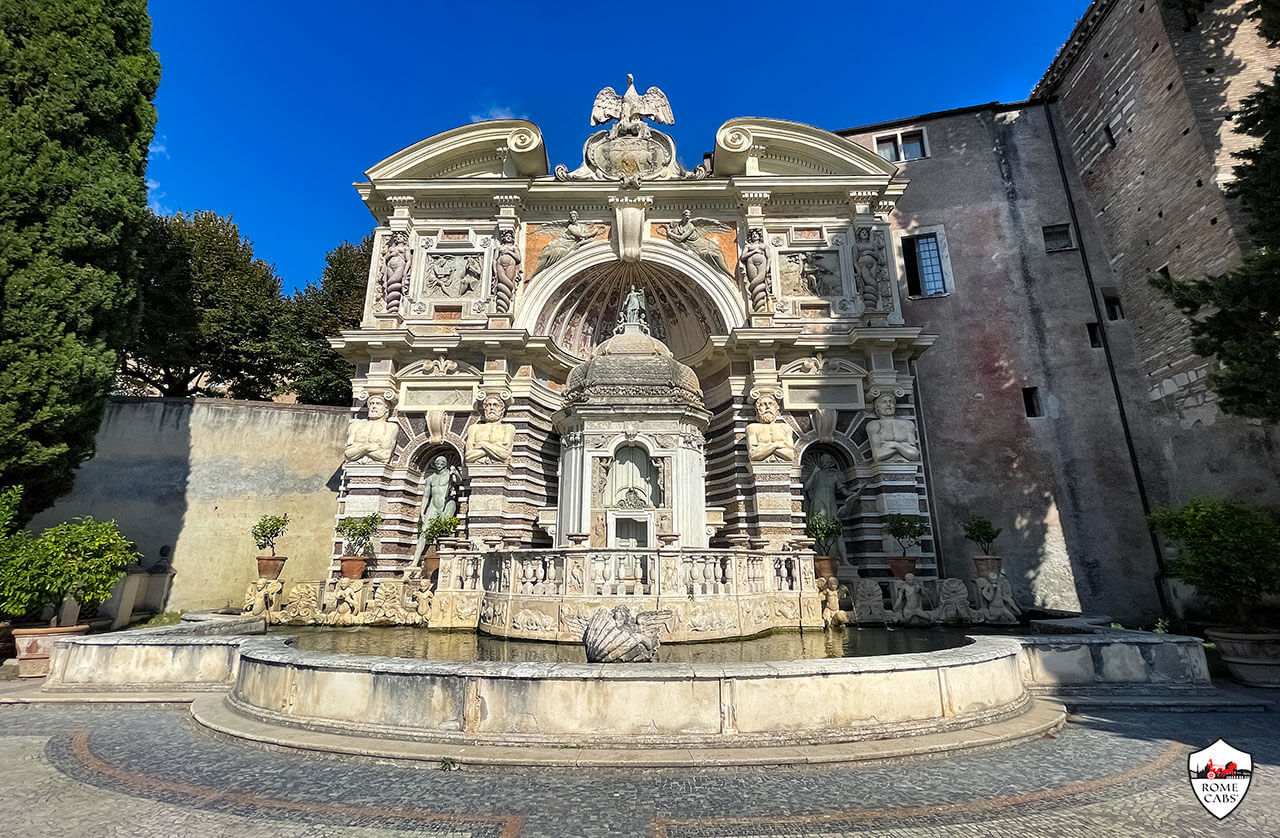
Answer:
[1042, 0, 1280, 505]
[30, 398, 349, 613]
[843, 104, 1163, 619]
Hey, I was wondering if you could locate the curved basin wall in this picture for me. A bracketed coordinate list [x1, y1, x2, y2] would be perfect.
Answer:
[227, 636, 1027, 747]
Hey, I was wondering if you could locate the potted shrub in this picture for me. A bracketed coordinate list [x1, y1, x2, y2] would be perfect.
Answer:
[883, 514, 930, 579]
[805, 511, 843, 579]
[0, 487, 139, 677]
[335, 514, 381, 579]
[1149, 498, 1280, 687]
[418, 515, 458, 586]
[251, 514, 290, 580]
[962, 515, 1003, 577]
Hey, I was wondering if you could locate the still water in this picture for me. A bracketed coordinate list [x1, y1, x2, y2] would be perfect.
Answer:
[270, 624, 1028, 664]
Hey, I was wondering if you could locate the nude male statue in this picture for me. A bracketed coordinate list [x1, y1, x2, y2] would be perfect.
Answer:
[344, 394, 399, 464]
[745, 393, 796, 464]
[465, 394, 516, 464]
[865, 393, 921, 463]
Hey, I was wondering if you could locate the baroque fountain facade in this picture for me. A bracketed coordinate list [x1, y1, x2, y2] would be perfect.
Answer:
[308, 78, 939, 641]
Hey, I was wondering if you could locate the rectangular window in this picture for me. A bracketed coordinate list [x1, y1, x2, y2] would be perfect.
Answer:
[903, 234, 947, 297]
[1043, 224, 1075, 252]
[1022, 387, 1044, 418]
[874, 129, 929, 163]
[900, 131, 926, 160]
[1104, 123, 1117, 149]
[1103, 290, 1125, 321]
[1087, 322, 1103, 348]
[876, 136, 900, 162]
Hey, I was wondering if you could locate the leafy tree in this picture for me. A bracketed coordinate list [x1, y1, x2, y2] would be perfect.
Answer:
[121, 210, 285, 399]
[276, 237, 371, 405]
[1151, 1, 1280, 422]
[0, 1, 160, 518]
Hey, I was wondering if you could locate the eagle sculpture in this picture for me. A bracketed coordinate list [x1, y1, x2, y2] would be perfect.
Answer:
[591, 74, 674, 139]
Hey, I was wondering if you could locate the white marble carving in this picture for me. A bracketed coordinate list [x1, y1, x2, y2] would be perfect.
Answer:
[746, 391, 795, 464]
[466, 391, 515, 464]
[817, 576, 849, 627]
[739, 227, 772, 312]
[663, 210, 733, 276]
[866, 393, 921, 463]
[491, 229, 521, 313]
[378, 231, 410, 314]
[976, 572, 1023, 625]
[344, 391, 399, 464]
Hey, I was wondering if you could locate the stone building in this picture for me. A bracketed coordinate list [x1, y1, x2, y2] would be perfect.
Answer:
[32, 1, 1276, 623]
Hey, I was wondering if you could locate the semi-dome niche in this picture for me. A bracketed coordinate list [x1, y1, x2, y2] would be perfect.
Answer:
[533, 260, 726, 361]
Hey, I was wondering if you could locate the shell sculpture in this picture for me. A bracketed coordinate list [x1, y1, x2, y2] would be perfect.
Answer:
[582, 605, 672, 663]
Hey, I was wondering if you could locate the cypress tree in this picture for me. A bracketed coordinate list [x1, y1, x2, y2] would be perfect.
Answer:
[0, 1, 160, 518]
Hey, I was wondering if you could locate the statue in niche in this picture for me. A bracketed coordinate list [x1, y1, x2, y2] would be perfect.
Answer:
[607, 445, 659, 508]
[745, 392, 796, 464]
[976, 572, 1023, 625]
[379, 231, 410, 313]
[465, 392, 515, 464]
[533, 211, 599, 276]
[621, 284, 647, 326]
[664, 210, 733, 276]
[491, 229, 521, 313]
[413, 455, 461, 565]
[802, 452, 864, 564]
[739, 227, 771, 312]
[866, 393, 921, 463]
[344, 392, 399, 464]
[891, 573, 931, 626]
[423, 253, 482, 298]
[816, 577, 849, 628]
[854, 227, 890, 311]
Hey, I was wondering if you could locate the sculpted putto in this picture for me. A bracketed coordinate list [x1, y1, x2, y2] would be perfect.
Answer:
[866, 393, 921, 463]
[344, 392, 399, 464]
[745, 392, 795, 464]
[465, 393, 515, 464]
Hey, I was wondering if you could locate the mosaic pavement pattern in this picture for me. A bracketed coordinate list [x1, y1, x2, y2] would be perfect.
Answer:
[0, 703, 1276, 837]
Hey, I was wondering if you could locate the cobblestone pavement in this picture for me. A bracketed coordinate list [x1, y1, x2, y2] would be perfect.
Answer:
[0, 703, 1275, 837]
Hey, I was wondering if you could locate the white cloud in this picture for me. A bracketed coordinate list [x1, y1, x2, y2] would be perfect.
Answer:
[148, 136, 169, 159]
[146, 178, 170, 215]
[469, 105, 525, 123]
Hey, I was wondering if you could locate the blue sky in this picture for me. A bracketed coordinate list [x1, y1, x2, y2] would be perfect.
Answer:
[146, 0, 1091, 292]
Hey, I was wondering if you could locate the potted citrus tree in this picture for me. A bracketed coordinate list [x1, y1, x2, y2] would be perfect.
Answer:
[883, 514, 929, 579]
[251, 514, 290, 580]
[1149, 497, 1280, 687]
[962, 515, 1003, 577]
[335, 514, 381, 579]
[805, 511, 843, 579]
[418, 514, 458, 586]
[0, 487, 139, 677]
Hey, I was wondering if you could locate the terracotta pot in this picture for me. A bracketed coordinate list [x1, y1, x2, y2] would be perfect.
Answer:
[13, 624, 89, 678]
[256, 555, 288, 580]
[339, 556, 367, 579]
[887, 556, 917, 580]
[813, 556, 839, 580]
[1205, 627, 1280, 688]
[972, 555, 1002, 578]
[422, 546, 440, 589]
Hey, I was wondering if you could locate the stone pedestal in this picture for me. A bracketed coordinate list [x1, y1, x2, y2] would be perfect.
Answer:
[339, 462, 418, 577]
[747, 461, 798, 551]
[466, 462, 534, 547]
[865, 460, 930, 575]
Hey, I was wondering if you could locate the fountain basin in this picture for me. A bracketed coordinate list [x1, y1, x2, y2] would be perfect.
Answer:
[223, 633, 1027, 747]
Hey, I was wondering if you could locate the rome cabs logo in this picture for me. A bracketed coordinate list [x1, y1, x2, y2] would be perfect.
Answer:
[1188, 739, 1253, 819]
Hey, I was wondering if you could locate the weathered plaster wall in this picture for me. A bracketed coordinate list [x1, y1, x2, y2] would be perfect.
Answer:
[1046, 0, 1280, 505]
[31, 398, 348, 613]
[845, 105, 1162, 619]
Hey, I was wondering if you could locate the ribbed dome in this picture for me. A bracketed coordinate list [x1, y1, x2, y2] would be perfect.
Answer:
[565, 323, 703, 406]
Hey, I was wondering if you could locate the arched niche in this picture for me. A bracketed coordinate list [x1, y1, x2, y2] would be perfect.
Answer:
[605, 443, 662, 510]
[515, 240, 745, 362]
